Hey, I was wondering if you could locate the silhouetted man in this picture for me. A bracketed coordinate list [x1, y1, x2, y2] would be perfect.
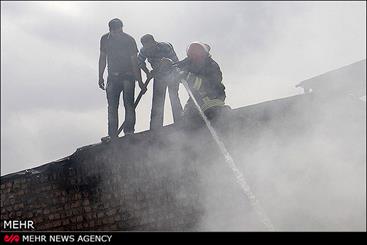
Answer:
[138, 34, 183, 130]
[99, 18, 146, 140]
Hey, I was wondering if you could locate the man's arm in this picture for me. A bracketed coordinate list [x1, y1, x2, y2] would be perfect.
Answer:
[131, 55, 142, 83]
[137, 50, 151, 76]
[98, 35, 108, 90]
[167, 43, 179, 63]
[131, 54, 147, 93]
[130, 38, 147, 93]
[98, 51, 107, 90]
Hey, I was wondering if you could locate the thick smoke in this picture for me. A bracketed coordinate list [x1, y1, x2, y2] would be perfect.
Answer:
[193, 88, 366, 231]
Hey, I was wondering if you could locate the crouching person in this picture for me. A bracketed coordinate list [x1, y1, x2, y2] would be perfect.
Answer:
[161, 42, 231, 129]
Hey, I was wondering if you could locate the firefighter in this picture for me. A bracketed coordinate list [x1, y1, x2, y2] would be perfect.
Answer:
[162, 42, 229, 127]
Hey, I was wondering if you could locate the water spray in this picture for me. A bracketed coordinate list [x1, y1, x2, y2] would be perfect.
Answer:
[181, 80, 276, 231]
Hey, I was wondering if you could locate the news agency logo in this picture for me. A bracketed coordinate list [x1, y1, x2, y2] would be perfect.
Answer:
[3, 234, 20, 244]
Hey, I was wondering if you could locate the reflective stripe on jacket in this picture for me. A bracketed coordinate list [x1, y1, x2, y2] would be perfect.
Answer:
[181, 72, 225, 112]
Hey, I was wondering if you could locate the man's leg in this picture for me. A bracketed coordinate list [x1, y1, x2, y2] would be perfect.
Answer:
[150, 77, 167, 130]
[106, 77, 123, 138]
[122, 79, 136, 134]
[167, 80, 183, 123]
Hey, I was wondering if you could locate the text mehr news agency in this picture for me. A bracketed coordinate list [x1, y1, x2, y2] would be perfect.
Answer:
[2, 220, 112, 243]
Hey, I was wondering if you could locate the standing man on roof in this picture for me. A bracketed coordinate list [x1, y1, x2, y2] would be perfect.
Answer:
[138, 34, 183, 130]
[98, 18, 146, 140]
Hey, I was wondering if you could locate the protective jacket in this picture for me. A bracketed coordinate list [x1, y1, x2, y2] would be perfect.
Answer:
[174, 57, 226, 113]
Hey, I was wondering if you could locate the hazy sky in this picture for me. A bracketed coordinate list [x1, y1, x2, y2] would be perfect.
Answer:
[1, 1, 366, 175]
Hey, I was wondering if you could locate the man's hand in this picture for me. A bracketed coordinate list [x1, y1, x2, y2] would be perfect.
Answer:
[159, 58, 174, 72]
[99, 77, 105, 90]
[139, 81, 147, 94]
[147, 70, 154, 80]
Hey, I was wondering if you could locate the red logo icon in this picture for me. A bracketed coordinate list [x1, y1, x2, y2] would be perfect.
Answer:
[4, 234, 20, 243]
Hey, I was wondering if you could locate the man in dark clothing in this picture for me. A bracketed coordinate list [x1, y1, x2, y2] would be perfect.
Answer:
[137, 34, 183, 130]
[98, 18, 146, 139]
[159, 42, 229, 130]
[172, 42, 227, 122]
